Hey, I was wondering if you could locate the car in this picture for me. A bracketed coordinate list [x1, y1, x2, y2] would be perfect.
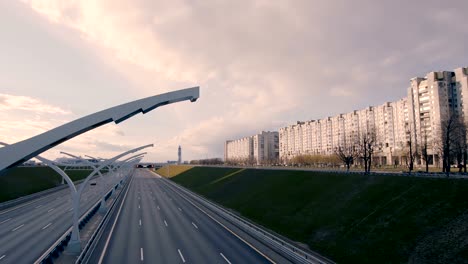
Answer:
[90, 181, 97, 186]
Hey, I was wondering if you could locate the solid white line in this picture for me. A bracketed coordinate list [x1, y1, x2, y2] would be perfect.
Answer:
[158, 178, 276, 264]
[192, 222, 198, 229]
[0, 255, 5, 260]
[42, 223, 52, 230]
[140, 248, 144, 261]
[139, 219, 142, 226]
[98, 176, 133, 264]
[178, 249, 186, 263]
[0, 191, 59, 216]
[0, 218, 11, 225]
[47, 208, 54, 213]
[11, 224, 24, 232]
[220, 253, 232, 264]
[164, 220, 168, 227]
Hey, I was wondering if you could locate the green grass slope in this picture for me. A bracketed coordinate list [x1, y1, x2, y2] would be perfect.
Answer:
[171, 167, 468, 263]
[0, 167, 92, 203]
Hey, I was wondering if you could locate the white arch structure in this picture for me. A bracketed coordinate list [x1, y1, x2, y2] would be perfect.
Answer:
[0, 87, 199, 172]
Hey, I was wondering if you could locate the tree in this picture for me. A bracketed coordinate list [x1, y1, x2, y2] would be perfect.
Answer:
[357, 130, 376, 174]
[420, 131, 431, 173]
[438, 114, 464, 177]
[405, 129, 418, 175]
[453, 119, 467, 173]
[335, 145, 357, 172]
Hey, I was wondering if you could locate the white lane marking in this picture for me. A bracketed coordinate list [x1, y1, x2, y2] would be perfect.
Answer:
[68, 208, 73, 212]
[11, 224, 24, 232]
[98, 176, 133, 264]
[35, 204, 43, 209]
[140, 248, 144, 261]
[0, 255, 5, 260]
[42, 223, 52, 230]
[178, 207, 182, 211]
[0, 187, 69, 216]
[164, 220, 168, 227]
[138, 197, 140, 200]
[157, 206, 160, 210]
[47, 208, 54, 213]
[0, 218, 11, 225]
[220, 253, 232, 264]
[192, 222, 198, 229]
[139, 219, 142, 226]
[178, 249, 186, 263]
[138, 204, 140, 209]
[158, 179, 276, 264]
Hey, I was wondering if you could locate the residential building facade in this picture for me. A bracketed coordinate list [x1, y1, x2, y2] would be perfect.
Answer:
[225, 131, 279, 165]
[279, 67, 468, 166]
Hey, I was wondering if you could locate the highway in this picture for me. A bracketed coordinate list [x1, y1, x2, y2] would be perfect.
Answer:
[92, 169, 272, 264]
[0, 172, 120, 264]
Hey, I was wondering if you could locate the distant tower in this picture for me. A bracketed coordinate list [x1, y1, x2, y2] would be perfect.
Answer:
[178, 145, 182, 164]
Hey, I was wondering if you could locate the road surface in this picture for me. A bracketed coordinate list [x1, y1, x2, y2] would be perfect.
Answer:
[93, 169, 272, 263]
[0, 173, 120, 263]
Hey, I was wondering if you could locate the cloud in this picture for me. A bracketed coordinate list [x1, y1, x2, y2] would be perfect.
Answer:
[15, 0, 468, 160]
[0, 93, 132, 160]
[0, 93, 70, 114]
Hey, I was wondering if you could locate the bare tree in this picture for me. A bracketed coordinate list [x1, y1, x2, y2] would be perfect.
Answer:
[357, 130, 376, 174]
[335, 145, 357, 173]
[405, 129, 418, 175]
[438, 114, 464, 177]
[453, 119, 467, 173]
[420, 131, 431, 173]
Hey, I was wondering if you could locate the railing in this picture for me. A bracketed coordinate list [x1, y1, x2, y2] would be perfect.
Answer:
[159, 175, 334, 264]
[34, 176, 125, 264]
[75, 176, 131, 263]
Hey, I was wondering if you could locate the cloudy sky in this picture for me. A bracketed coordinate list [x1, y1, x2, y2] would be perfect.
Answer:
[1, 0, 467, 162]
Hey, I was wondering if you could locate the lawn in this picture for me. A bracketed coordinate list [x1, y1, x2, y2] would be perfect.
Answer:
[171, 167, 468, 263]
[155, 165, 194, 178]
[0, 167, 93, 203]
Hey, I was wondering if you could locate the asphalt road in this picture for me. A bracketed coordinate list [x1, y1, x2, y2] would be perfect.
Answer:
[0, 173, 121, 264]
[94, 169, 272, 264]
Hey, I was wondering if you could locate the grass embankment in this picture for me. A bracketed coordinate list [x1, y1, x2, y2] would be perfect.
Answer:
[155, 165, 194, 178]
[0, 167, 92, 203]
[171, 167, 468, 263]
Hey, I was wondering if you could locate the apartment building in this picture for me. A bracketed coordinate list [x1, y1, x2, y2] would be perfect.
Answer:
[279, 67, 468, 166]
[225, 131, 279, 165]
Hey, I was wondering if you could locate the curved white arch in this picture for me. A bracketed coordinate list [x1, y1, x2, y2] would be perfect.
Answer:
[0, 87, 199, 171]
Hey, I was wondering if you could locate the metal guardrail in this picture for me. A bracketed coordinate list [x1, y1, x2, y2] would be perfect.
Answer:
[159, 176, 334, 264]
[0, 177, 94, 211]
[34, 177, 124, 264]
[197, 165, 468, 179]
[76, 177, 131, 264]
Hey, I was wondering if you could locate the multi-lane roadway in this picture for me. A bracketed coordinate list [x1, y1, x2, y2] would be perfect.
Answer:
[91, 169, 272, 263]
[0, 173, 120, 263]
